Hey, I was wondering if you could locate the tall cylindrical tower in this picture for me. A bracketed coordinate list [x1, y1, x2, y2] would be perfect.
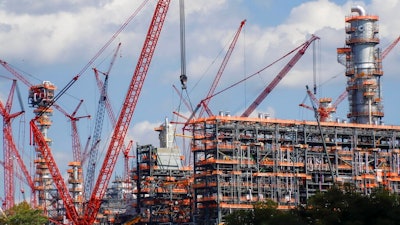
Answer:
[340, 5, 384, 124]
[28, 81, 61, 219]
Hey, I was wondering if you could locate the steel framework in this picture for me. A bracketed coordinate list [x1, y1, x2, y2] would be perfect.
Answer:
[189, 116, 400, 224]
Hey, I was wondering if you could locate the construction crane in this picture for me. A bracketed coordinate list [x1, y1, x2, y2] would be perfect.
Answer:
[0, 80, 36, 208]
[241, 35, 320, 117]
[30, 0, 171, 223]
[305, 85, 335, 180]
[123, 140, 134, 183]
[0, 63, 60, 214]
[84, 1, 171, 224]
[3, 1, 152, 222]
[0, 60, 33, 88]
[0, 160, 28, 188]
[381, 35, 400, 59]
[198, 19, 246, 117]
[53, 100, 90, 162]
[299, 87, 348, 122]
[3, 125, 37, 207]
[32, 0, 151, 118]
[85, 43, 121, 200]
[0, 79, 25, 209]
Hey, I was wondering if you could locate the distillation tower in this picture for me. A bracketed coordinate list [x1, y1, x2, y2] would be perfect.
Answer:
[28, 81, 63, 220]
[340, 5, 384, 124]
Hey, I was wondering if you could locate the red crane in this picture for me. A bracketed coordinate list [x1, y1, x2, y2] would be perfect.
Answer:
[123, 140, 134, 182]
[299, 86, 348, 122]
[3, 123, 37, 207]
[84, 1, 170, 223]
[382, 35, 400, 59]
[3, 0, 152, 221]
[30, 120, 80, 222]
[30, 0, 171, 224]
[53, 100, 90, 162]
[199, 20, 246, 117]
[241, 35, 320, 117]
[0, 160, 28, 187]
[0, 60, 33, 87]
[0, 79, 25, 209]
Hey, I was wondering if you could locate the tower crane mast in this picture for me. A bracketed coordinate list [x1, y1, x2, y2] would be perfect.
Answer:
[123, 140, 134, 182]
[84, 43, 121, 200]
[241, 35, 320, 117]
[7, 0, 169, 222]
[84, 0, 171, 224]
[199, 20, 246, 117]
[53, 100, 90, 162]
[3, 127, 36, 206]
[30, 120, 80, 222]
[0, 80, 25, 210]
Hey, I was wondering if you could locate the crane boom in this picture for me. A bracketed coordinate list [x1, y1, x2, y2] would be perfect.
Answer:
[382, 35, 400, 59]
[241, 35, 320, 117]
[83, 1, 171, 223]
[84, 68, 108, 200]
[53, 101, 90, 162]
[0, 60, 33, 87]
[123, 140, 134, 182]
[199, 20, 246, 117]
[4, 128, 36, 204]
[30, 120, 80, 223]
[84, 43, 121, 200]
[92, 43, 122, 128]
[1, 80, 24, 209]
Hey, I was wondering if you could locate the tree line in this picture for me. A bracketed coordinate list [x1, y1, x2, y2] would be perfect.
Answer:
[225, 185, 400, 225]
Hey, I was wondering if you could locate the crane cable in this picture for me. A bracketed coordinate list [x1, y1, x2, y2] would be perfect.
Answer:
[206, 42, 303, 102]
[35, 0, 150, 118]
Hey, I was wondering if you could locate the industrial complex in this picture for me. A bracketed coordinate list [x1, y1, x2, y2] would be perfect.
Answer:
[1, 1, 400, 225]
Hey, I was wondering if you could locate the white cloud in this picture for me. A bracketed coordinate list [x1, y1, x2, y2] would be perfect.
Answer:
[128, 120, 161, 147]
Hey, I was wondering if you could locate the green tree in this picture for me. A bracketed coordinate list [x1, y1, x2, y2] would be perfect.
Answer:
[0, 201, 48, 225]
[301, 186, 400, 225]
[225, 199, 306, 225]
[225, 186, 400, 225]
[224, 209, 253, 225]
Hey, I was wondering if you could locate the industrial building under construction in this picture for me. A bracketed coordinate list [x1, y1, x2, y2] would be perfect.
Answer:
[1, 2, 400, 225]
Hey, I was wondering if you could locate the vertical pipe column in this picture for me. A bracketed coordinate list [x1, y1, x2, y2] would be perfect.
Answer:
[343, 6, 383, 124]
[29, 81, 57, 216]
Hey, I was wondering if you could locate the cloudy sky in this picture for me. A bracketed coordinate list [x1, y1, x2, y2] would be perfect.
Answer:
[1, 0, 400, 203]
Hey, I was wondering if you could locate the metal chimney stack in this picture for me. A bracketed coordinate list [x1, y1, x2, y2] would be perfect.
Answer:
[338, 5, 384, 124]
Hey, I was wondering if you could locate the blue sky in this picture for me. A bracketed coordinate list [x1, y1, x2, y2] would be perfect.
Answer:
[1, 0, 399, 204]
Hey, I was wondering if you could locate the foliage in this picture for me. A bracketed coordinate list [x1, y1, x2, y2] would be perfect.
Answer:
[302, 186, 400, 225]
[225, 199, 306, 225]
[225, 186, 400, 225]
[0, 201, 48, 225]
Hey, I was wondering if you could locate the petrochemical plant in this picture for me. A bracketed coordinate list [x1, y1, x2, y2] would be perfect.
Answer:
[1, 1, 400, 225]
